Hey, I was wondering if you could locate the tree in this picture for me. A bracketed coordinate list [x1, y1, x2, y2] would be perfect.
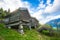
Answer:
[0, 8, 4, 19]
[0, 8, 10, 19]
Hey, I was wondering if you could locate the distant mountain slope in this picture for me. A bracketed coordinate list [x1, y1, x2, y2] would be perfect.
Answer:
[46, 18, 60, 28]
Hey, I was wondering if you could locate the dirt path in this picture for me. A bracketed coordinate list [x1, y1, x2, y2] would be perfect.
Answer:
[0, 36, 4, 40]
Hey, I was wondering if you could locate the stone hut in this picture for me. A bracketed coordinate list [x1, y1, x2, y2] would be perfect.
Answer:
[3, 8, 39, 34]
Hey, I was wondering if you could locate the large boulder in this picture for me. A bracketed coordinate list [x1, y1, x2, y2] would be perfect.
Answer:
[37, 26, 54, 36]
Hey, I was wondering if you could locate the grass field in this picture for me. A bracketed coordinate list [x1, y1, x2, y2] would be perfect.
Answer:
[0, 24, 60, 40]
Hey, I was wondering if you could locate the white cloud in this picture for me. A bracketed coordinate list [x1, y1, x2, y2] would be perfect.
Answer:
[45, 0, 60, 13]
[0, 0, 34, 15]
[0, 0, 34, 13]
[32, 10, 43, 19]
[31, 0, 60, 24]
[37, 0, 46, 10]
[38, 15, 60, 24]
[47, 0, 51, 5]
[0, 0, 24, 12]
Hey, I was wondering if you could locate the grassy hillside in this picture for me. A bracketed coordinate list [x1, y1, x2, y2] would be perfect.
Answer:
[0, 24, 60, 40]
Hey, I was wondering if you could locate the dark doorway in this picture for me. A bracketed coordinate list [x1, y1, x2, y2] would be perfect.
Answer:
[11, 25, 19, 30]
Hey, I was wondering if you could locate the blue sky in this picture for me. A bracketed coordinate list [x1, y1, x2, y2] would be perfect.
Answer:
[22, 0, 40, 8]
[0, 0, 60, 24]
[22, 0, 54, 8]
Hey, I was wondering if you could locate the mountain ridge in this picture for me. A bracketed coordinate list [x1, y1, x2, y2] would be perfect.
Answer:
[46, 18, 60, 28]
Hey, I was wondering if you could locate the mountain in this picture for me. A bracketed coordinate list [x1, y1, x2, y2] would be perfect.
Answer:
[46, 18, 60, 29]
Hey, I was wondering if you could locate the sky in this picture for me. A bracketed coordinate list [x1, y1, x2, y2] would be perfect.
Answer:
[0, 0, 60, 24]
